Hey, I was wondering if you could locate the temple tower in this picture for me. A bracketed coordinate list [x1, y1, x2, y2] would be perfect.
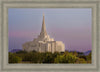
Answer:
[40, 14, 47, 38]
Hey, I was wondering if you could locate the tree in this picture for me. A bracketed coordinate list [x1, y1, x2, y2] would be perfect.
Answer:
[54, 53, 78, 63]
[78, 55, 87, 60]
[43, 52, 54, 63]
[64, 51, 69, 55]
[86, 52, 91, 63]
[76, 58, 87, 64]
[31, 52, 43, 63]
[52, 52, 59, 59]
[73, 51, 78, 56]
[9, 53, 22, 63]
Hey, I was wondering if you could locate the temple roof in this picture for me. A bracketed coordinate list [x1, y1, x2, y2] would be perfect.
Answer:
[40, 14, 47, 37]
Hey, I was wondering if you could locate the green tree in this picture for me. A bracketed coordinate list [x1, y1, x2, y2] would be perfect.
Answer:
[86, 52, 91, 63]
[76, 58, 87, 63]
[64, 51, 69, 55]
[78, 55, 87, 60]
[54, 53, 78, 63]
[31, 52, 43, 63]
[9, 53, 22, 63]
[43, 52, 54, 63]
[53, 52, 60, 58]
[73, 51, 78, 56]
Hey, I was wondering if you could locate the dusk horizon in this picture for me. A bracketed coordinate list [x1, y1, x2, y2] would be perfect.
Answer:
[8, 8, 92, 52]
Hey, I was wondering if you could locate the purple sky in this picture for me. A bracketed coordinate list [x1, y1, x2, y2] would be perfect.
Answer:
[8, 8, 92, 52]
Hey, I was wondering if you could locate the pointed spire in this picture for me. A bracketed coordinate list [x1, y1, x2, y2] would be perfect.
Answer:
[40, 13, 47, 37]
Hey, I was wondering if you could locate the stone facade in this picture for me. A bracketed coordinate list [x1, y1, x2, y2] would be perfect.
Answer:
[23, 14, 65, 53]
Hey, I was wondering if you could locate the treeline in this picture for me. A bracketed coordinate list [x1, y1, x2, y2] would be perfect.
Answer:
[9, 51, 91, 64]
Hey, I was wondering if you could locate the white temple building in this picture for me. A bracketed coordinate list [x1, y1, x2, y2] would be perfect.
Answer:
[23, 14, 65, 53]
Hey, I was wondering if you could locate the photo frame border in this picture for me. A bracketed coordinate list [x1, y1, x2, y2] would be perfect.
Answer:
[0, 0, 100, 72]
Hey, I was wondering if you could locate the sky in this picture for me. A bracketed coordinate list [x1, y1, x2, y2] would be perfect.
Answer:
[8, 8, 92, 52]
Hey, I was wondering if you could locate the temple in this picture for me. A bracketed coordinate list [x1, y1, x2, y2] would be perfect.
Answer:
[23, 14, 65, 53]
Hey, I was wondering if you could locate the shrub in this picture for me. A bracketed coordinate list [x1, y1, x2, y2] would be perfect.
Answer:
[76, 58, 87, 63]
[43, 52, 54, 63]
[54, 53, 78, 63]
[9, 53, 22, 63]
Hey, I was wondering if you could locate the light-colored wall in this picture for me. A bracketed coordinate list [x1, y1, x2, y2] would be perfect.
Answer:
[55, 41, 65, 52]
[23, 40, 65, 53]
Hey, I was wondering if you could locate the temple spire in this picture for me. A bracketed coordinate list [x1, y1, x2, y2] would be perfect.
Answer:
[40, 14, 47, 37]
